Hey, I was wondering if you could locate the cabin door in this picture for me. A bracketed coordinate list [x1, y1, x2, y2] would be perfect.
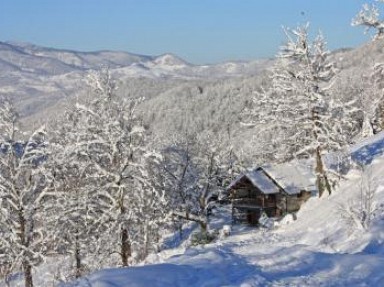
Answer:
[246, 210, 259, 225]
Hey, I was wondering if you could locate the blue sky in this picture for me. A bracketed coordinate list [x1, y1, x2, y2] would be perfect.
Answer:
[0, 0, 372, 64]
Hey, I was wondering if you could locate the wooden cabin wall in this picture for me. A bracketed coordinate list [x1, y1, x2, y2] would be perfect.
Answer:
[230, 176, 314, 225]
[286, 196, 301, 212]
[230, 178, 261, 199]
[286, 191, 312, 213]
[231, 192, 277, 209]
[232, 207, 261, 225]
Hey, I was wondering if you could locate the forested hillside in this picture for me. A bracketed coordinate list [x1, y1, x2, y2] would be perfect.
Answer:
[2, 2, 384, 286]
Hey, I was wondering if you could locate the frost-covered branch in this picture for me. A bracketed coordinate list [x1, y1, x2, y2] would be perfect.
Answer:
[0, 98, 53, 287]
[352, 1, 384, 40]
[243, 24, 361, 196]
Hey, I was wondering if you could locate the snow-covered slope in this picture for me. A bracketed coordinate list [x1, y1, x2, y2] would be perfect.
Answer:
[351, 131, 384, 165]
[53, 140, 384, 286]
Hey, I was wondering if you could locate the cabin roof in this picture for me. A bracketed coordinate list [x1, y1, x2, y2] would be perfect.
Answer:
[263, 162, 316, 195]
[247, 169, 281, 194]
[228, 161, 317, 196]
[228, 168, 280, 195]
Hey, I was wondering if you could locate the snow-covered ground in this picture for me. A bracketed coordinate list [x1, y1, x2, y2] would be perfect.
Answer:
[56, 157, 384, 286]
[4, 136, 384, 287]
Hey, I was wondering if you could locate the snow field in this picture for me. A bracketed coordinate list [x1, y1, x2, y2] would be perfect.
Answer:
[59, 156, 384, 287]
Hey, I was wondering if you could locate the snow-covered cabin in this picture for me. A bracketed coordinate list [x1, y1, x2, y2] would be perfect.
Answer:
[228, 163, 316, 225]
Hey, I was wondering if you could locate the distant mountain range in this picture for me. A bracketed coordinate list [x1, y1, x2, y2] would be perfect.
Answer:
[0, 41, 271, 120]
[0, 41, 155, 74]
[0, 41, 270, 78]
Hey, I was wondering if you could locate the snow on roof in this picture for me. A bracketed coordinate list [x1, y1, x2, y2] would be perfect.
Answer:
[227, 174, 243, 190]
[247, 169, 281, 194]
[262, 162, 316, 195]
[228, 161, 317, 195]
[228, 168, 280, 194]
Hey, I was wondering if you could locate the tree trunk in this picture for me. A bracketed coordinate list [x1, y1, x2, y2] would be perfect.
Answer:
[75, 234, 82, 278]
[199, 220, 207, 233]
[315, 146, 332, 197]
[118, 187, 131, 266]
[311, 105, 332, 197]
[23, 261, 33, 287]
[19, 208, 33, 287]
[199, 197, 208, 233]
[121, 227, 131, 267]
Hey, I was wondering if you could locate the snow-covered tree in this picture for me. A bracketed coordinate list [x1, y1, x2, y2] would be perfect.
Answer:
[352, 0, 384, 40]
[246, 24, 360, 196]
[72, 70, 167, 267]
[353, 62, 384, 137]
[339, 165, 378, 230]
[0, 98, 53, 287]
[47, 105, 104, 279]
[369, 63, 384, 133]
[162, 132, 236, 234]
[128, 152, 168, 261]
[161, 135, 201, 235]
[193, 133, 233, 229]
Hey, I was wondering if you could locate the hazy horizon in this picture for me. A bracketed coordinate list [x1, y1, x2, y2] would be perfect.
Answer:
[0, 0, 372, 64]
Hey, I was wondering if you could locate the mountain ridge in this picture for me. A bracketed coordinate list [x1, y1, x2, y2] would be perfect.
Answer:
[0, 40, 271, 122]
[0, 41, 271, 75]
